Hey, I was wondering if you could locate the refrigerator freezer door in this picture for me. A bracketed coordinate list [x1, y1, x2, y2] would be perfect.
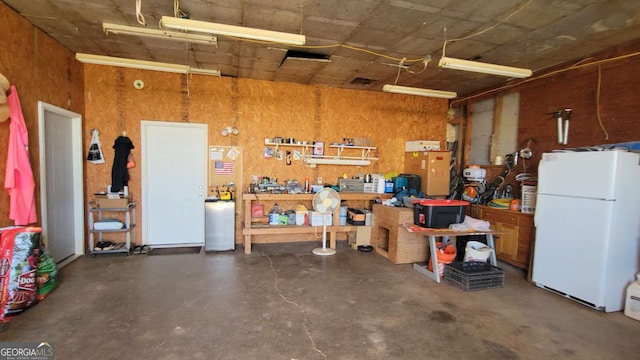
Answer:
[538, 152, 619, 199]
[533, 194, 614, 309]
[205, 201, 236, 251]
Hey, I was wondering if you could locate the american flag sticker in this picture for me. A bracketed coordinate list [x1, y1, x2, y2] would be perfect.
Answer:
[214, 161, 235, 175]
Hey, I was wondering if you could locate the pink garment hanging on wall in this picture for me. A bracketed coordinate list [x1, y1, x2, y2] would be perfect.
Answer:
[4, 85, 37, 225]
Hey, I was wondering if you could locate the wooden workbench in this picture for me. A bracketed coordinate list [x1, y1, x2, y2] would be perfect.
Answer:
[242, 192, 388, 254]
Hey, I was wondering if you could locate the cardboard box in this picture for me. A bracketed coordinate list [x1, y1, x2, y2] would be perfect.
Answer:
[348, 226, 372, 246]
[94, 194, 129, 209]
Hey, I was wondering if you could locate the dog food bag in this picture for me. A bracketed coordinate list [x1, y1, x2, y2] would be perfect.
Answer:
[0, 227, 41, 323]
[36, 248, 58, 301]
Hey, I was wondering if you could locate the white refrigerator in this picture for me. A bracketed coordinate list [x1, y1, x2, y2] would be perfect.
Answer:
[532, 150, 640, 312]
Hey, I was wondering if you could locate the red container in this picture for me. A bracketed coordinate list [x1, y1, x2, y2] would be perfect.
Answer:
[251, 204, 264, 217]
[413, 199, 469, 228]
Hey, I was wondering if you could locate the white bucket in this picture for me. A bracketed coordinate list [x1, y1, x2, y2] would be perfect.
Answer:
[463, 241, 493, 262]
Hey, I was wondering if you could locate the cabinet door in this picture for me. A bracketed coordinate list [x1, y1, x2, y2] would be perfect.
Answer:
[494, 221, 519, 260]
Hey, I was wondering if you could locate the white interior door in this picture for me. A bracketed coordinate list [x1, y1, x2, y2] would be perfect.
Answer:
[38, 102, 84, 266]
[142, 121, 207, 247]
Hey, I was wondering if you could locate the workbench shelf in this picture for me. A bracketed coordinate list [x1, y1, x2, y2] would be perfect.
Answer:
[88, 201, 136, 257]
[242, 193, 387, 253]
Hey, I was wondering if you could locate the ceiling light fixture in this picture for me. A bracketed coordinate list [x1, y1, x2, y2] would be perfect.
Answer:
[438, 56, 532, 78]
[188, 67, 222, 76]
[103, 23, 218, 46]
[159, 16, 306, 46]
[383, 84, 457, 99]
[75, 53, 220, 76]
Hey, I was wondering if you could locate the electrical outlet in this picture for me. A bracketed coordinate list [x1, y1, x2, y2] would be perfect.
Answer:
[317, 177, 322, 184]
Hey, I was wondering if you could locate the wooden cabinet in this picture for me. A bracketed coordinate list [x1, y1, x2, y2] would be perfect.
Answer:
[371, 204, 428, 264]
[471, 205, 534, 269]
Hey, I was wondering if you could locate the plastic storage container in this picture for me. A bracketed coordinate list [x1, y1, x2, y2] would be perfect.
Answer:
[347, 208, 366, 225]
[624, 273, 640, 321]
[413, 199, 469, 228]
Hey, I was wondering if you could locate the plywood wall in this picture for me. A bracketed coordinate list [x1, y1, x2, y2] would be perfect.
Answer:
[82, 65, 448, 245]
[0, 4, 84, 228]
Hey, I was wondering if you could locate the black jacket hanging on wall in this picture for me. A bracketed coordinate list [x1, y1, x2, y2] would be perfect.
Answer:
[111, 135, 135, 192]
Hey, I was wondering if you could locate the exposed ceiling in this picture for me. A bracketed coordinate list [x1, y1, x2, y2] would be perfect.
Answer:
[3, 0, 640, 97]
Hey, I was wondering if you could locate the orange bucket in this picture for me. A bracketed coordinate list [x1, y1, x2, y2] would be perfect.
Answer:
[427, 242, 457, 275]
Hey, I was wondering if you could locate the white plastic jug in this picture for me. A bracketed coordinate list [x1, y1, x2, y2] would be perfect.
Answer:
[624, 273, 640, 321]
[269, 204, 282, 225]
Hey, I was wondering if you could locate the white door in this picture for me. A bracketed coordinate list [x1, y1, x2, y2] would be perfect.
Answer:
[37, 102, 84, 266]
[141, 121, 207, 247]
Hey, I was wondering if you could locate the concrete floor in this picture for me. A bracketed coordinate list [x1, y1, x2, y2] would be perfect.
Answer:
[1, 242, 639, 360]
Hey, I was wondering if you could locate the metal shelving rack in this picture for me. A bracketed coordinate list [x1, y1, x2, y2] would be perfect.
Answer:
[88, 201, 136, 256]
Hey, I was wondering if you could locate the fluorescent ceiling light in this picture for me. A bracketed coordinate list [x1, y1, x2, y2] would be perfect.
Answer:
[75, 53, 220, 76]
[189, 67, 221, 76]
[438, 56, 532, 78]
[304, 158, 371, 166]
[160, 16, 306, 46]
[383, 84, 457, 99]
[76, 53, 187, 73]
[103, 23, 217, 46]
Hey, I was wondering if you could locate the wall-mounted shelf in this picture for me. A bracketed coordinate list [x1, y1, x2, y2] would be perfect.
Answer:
[304, 145, 378, 166]
[304, 158, 371, 166]
[264, 140, 311, 157]
[264, 140, 378, 166]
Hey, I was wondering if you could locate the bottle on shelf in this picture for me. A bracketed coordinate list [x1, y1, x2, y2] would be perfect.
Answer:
[269, 204, 282, 225]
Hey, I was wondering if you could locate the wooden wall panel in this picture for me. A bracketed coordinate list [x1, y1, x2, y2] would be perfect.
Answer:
[2, 3, 449, 247]
[82, 68, 448, 245]
[0, 3, 83, 228]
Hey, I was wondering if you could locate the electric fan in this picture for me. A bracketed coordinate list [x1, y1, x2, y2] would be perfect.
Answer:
[311, 187, 341, 256]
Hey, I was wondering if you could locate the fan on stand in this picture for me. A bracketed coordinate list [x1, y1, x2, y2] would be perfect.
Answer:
[311, 188, 341, 256]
